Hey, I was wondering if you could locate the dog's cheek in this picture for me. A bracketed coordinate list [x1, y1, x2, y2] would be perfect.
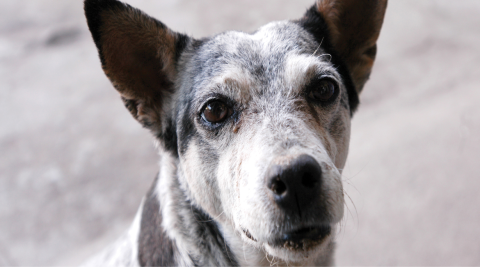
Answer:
[308, 110, 349, 223]
[180, 138, 224, 217]
[306, 95, 351, 171]
[329, 109, 351, 171]
[215, 137, 259, 222]
[215, 147, 238, 222]
[210, 130, 258, 234]
[318, 161, 345, 224]
[233, 132, 279, 239]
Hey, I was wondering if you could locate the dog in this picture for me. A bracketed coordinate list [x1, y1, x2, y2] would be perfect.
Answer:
[82, 0, 387, 265]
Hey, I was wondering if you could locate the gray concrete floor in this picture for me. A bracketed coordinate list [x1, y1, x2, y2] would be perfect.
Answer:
[1, 0, 479, 266]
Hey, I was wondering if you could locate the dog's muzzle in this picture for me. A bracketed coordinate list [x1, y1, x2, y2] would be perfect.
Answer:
[262, 154, 331, 249]
[265, 154, 322, 216]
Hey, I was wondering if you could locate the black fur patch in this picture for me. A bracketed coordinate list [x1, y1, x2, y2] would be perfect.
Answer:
[175, 33, 191, 63]
[190, 207, 239, 266]
[138, 175, 176, 266]
[190, 38, 208, 51]
[158, 118, 178, 157]
[178, 99, 197, 156]
[296, 6, 360, 115]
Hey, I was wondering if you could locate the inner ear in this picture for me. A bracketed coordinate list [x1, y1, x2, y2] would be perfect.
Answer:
[85, 0, 190, 134]
[100, 12, 178, 101]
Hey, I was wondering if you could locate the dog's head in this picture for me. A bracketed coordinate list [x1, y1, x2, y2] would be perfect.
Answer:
[85, 0, 386, 263]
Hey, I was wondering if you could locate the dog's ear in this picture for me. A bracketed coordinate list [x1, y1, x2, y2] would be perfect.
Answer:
[84, 0, 189, 134]
[303, 0, 387, 94]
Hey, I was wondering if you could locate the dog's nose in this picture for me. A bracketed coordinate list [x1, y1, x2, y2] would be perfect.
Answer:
[265, 154, 322, 215]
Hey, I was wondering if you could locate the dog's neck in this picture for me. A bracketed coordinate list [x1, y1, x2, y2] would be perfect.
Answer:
[138, 149, 335, 266]
[140, 150, 238, 266]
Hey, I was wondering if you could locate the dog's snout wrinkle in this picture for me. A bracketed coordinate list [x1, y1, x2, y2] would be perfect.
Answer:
[294, 192, 302, 218]
[265, 154, 322, 215]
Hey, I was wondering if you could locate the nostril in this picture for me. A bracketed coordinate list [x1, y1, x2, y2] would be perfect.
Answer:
[270, 177, 287, 195]
[301, 171, 318, 188]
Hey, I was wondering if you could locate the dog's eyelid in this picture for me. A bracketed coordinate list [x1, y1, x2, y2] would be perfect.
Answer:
[316, 72, 338, 81]
[195, 93, 234, 114]
[306, 75, 339, 89]
[317, 63, 342, 77]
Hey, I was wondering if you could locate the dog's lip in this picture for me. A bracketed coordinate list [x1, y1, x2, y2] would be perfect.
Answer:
[270, 225, 332, 250]
[242, 224, 331, 249]
[282, 225, 331, 242]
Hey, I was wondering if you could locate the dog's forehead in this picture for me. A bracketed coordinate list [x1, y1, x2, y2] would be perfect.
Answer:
[190, 21, 336, 100]
[208, 21, 318, 58]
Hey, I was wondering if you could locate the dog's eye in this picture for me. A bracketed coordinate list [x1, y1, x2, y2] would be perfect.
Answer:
[202, 100, 232, 123]
[307, 79, 337, 102]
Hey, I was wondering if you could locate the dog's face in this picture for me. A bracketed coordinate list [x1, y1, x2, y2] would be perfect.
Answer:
[85, 0, 386, 263]
[176, 21, 350, 259]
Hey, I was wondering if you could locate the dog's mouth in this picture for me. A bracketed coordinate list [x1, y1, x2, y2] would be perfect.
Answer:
[276, 225, 331, 250]
[271, 225, 331, 250]
[242, 225, 331, 250]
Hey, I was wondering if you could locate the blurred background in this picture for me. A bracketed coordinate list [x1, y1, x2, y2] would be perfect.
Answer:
[1, 0, 479, 265]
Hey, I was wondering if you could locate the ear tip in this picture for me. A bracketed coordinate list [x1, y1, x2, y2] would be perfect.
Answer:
[84, 0, 126, 23]
[84, 0, 120, 7]
[84, 0, 126, 65]
[84, 0, 118, 11]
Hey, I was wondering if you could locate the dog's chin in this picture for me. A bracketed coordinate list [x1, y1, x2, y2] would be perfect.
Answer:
[241, 225, 334, 263]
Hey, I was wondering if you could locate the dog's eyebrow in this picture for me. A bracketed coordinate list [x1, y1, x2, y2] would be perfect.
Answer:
[283, 54, 339, 93]
[196, 68, 256, 105]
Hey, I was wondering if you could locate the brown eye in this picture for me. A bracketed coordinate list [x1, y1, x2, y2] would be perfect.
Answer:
[308, 79, 337, 102]
[202, 100, 231, 123]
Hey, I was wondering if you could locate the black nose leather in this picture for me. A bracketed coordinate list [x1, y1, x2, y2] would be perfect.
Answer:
[265, 154, 322, 215]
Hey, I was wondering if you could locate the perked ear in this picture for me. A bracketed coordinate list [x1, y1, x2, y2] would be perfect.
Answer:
[313, 0, 387, 94]
[84, 0, 189, 134]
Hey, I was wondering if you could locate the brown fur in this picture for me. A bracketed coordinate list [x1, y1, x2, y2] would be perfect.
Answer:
[98, 6, 180, 133]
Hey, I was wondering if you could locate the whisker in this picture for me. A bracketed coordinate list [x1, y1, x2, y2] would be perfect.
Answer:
[312, 37, 324, 56]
